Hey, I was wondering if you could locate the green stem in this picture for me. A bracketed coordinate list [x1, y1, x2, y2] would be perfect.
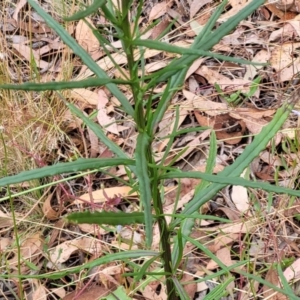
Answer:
[120, 1, 178, 297]
[0, 130, 24, 299]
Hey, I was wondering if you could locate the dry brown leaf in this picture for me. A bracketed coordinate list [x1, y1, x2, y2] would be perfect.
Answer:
[216, 247, 233, 267]
[48, 237, 102, 267]
[269, 43, 300, 82]
[201, 219, 256, 234]
[63, 285, 111, 300]
[263, 267, 288, 299]
[196, 66, 251, 94]
[150, 18, 171, 39]
[282, 257, 300, 282]
[12, 0, 27, 21]
[0, 237, 12, 250]
[74, 186, 137, 205]
[218, 0, 249, 22]
[87, 125, 99, 158]
[70, 89, 99, 105]
[42, 192, 62, 221]
[12, 43, 49, 69]
[184, 90, 228, 116]
[9, 233, 43, 274]
[149, 1, 167, 22]
[77, 49, 161, 80]
[0, 210, 14, 228]
[217, 207, 240, 221]
[190, 0, 210, 18]
[182, 273, 197, 299]
[50, 287, 66, 299]
[97, 89, 119, 134]
[231, 170, 249, 213]
[31, 280, 47, 300]
[185, 58, 206, 79]
[266, 3, 297, 20]
[75, 18, 100, 54]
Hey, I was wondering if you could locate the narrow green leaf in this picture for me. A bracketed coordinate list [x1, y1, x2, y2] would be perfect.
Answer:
[160, 170, 300, 197]
[0, 250, 159, 279]
[0, 158, 134, 187]
[172, 277, 191, 299]
[0, 78, 131, 91]
[67, 211, 146, 225]
[64, 0, 106, 21]
[196, 131, 217, 193]
[135, 132, 153, 247]
[133, 39, 264, 66]
[27, 0, 134, 116]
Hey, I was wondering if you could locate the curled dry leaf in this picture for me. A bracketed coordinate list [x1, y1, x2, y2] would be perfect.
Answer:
[43, 192, 63, 221]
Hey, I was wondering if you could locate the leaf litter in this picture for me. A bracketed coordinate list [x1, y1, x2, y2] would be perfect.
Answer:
[2, 0, 300, 299]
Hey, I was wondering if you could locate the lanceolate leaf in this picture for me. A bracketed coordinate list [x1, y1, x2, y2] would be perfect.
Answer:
[0, 158, 135, 187]
[67, 211, 147, 225]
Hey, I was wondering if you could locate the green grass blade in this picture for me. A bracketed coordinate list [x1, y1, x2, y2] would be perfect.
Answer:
[196, 131, 217, 192]
[133, 39, 264, 66]
[204, 277, 234, 300]
[27, 0, 134, 117]
[135, 132, 153, 247]
[160, 171, 300, 197]
[0, 78, 131, 91]
[67, 211, 146, 225]
[0, 158, 134, 187]
[0, 250, 158, 279]
[172, 277, 191, 299]
[64, 0, 106, 21]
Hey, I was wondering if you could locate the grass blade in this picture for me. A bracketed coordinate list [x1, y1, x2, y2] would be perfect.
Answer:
[64, 0, 106, 21]
[0, 158, 134, 187]
[67, 211, 146, 225]
[0, 78, 131, 91]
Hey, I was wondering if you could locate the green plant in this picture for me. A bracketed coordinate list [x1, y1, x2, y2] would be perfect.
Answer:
[0, 0, 299, 299]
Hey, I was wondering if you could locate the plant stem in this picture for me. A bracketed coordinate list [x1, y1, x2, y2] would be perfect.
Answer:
[120, 1, 178, 298]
